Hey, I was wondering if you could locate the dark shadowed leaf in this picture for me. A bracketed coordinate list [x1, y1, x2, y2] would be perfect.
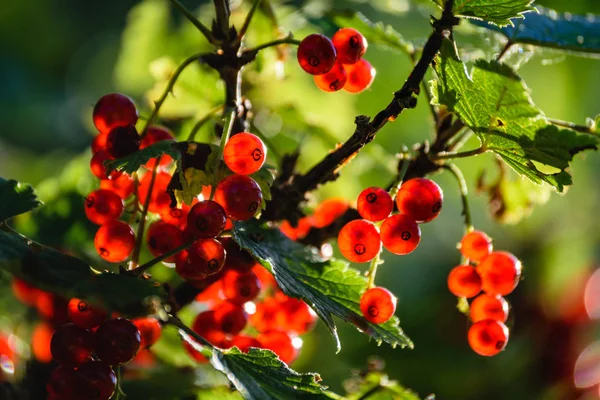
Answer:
[0, 177, 42, 221]
[105, 140, 182, 174]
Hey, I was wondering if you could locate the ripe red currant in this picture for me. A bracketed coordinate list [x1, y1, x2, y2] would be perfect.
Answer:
[67, 298, 107, 329]
[146, 221, 185, 262]
[222, 269, 261, 304]
[95, 318, 141, 365]
[222, 238, 258, 272]
[214, 301, 248, 335]
[46, 365, 76, 398]
[50, 323, 94, 368]
[186, 200, 227, 238]
[93, 93, 138, 134]
[105, 125, 141, 159]
[84, 189, 123, 225]
[360, 287, 396, 324]
[230, 335, 260, 353]
[342, 59, 375, 93]
[32, 322, 53, 363]
[470, 294, 509, 323]
[250, 297, 280, 333]
[132, 317, 162, 349]
[192, 310, 228, 347]
[395, 178, 443, 223]
[332, 28, 368, 64]
[223, 132, 267, 175]
[468, 319, 509, 356]
[276, 294, 317, 334]
[357, 187, 393, 222]
[314, 62, 347, 92]
[476, 251, 522, 296]
[379, 214, 420, 255]
[176, 238, 226, 281]
[140, 125, 175, 169]
[460, 230, 493, 262]
[94, 221, 135, 262]
[137, 171, 172, 214]
[159, 203, 191, 229]
[11, 278, 41, 306]
[214, 174, 262, 221]
[297, 34, 337, 75]
[312, 198, 348, 228]
[447, 265, 482, 298]
[280, 217, 313, 241]
[90, 150, 113, 180]
[257, 330, 299, 364]
[92, 131, 109, 153]
[73, 361, 117, 400]
[337, 219, 381, 263]
[100, 174, 134, 199]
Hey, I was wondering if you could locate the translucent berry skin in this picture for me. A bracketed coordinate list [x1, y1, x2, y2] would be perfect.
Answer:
[100, 174, 134, 199]
[94, 221, 135, 263]
[46, 365, 76, 398]
[214, 301, 248, 335]
[84, 189, 124, 225]
[223, 132, 266, 175]
[470, 294, 509, 323]
[95, 318, 141, 365]
[186, 200, 227, 238]
[140, 125, 175, 169]
[92, 131, 109, 154]
[357, 187, 393, 222]
[67, 298, 107, 329]
[312, 198, 349, 228]
[297, 34, 337, 75]
[93, 93, 138, 134]
[314, 62, 347, 92]
[337, 219, 381, 263]
[90, 150, 113, 180]
[280, 217, 313, 241]
[395, 178, 443, 223]
[460, 230, 493, 262]
[137, 171, 172, 214]
[447, 265, 482, 298]
[379, 214, 421, 255]
[146, 221, 184, 262]
[476, 251, 522, 296]
[257, 330, 299, 364]
[160, 203, 190, 229]
[192, 310, 228, 347]
[468, 319, 509, 357]
[73, 361, 117, 400]
[50, 323, 94, 368]
[360, 287, 397, 324]
[222, 269, 261, 304]
[105, 125, 141, 159]
[342, 59, 376, 93]
[132, 317, 162, 349]
[176, 238, 226, 281]
[214, 174, 262, 221]
[332, 28, 368, 65]
[276, 294, 317, 334]
[230, 335, 261, 353]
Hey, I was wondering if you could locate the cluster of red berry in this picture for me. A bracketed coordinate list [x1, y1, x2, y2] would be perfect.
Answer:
[297, 28, 375, 93]
[448, 231, 522, 356]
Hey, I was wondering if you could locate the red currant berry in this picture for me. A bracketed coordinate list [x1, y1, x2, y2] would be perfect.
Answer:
[11, 278, 41, 306]
[470, 294, 509, 323]
[314, 62, 347, 92]
[476, 251, 522, 296]
[176, 238, 226, 281]
[360, 287, 396, 324]
[84, 189, 123, 225]
[214, 301, 248, 335]
[257, 330, 298, 364]
[223, 132, 267, 175]
[90, 150, 113, 180]
[222, 238, 258, 272]
[342, 59, 376, 93]
[47, 365, 76, 398]
[297, 34, 337, 75]
[460, 230, 493, 263]
[95, 318, 141, 365]
[67, 298, 107, 329]
[276, 294, 317, 334]
[132, 317, 162, 349]
[105, 125, 140, 159]
[230, 335, 260, 353]
[338, 219, 381, 263]
[92, 131, 109, 153]
[332, 28, 368, 64]
[192, 310, 228, 347]
[222, 269, 261, 304]
[250, 297, 280, 333]
[94, 221, 135, 262]
[141, 125, 175, 169]
[146, 221, 185, 263]
[214, 174, 262, 221]
[137, 171, 172, 214]
[468, 319, 509, 356]
[280, 217, 313, 241]
[50, 323, 94, 368]
[32, 322, 53, 363]
[73, 361, 117, 400]
[159, 203, 191, 229]
[357, 187, 393, 222]
[100, 174, 134, 200]
[312, 198, 348, 228]
[93, 93, 138, 134]
[186, 200, 227, 238]
[396, 178, 443, 223]
[447, 265, 482, 298]
[379, 214, 420, 255]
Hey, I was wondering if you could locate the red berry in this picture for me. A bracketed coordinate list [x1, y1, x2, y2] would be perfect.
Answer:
[159, 203, 191, 229]
[297, 34, 337, 75]
[312, 198, 348, 228]
[146, 221, 185, 262]
[250, 297, 280, 333]
[222, 269, 261, 304]
[276, 294, 317, 334]
[95, 318, 141, 365]
[93, 93, 138, 134]
[223, 132, 267, 175]
[230, 335, 260, 353]
[182, 340, 209, 363]
[357, 187, 393, 222]
[132, 317, 162, 349]
[468, 319, 509, 356]
[476, 251, 522, 296]
[100, 174, 134, 200]
[192, 310, 228, 347]
[395, 178, 443, 223]
[94, 221, 135, 263]
[11, 278, 41, 306]
[360, 287, 396, 324]
[338, 219, 381, 263]
[67, 298, 107, 329]
[186, 200, 227, 238]
[176, 238, 226, 281]
[342, 59, 375, 93]
[105, 125, 140, 159]
[90, 150, 113, 180]
[447, 265, 482, 298]
[470, 294, 509, 323]
[214, 174, 262, 221]
[92, 131, 109, 153]
[332, 28, 368, 64]
[214, 301, 248, 335]
[140, 125, 175, 169]
[379, 214, 421, 255]
[32, 322, 54, 363]
[47, 365, 76, 398]
[280, 217, 312, 241]
[257, 330, 298, 364]
[84, 189, 123, 225]
[313, 62, 347, 92]
[460, 230, 493, 262]
[222, 238, 258, 272]
[73, 361, 117, 400]
[50, 323, 94, 368]
[137, 171, 172, 214]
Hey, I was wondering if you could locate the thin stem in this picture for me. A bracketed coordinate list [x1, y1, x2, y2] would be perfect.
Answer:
[213, 0, 230, 40]
[133, 240, 195, 277]
[169, 0, 216, 44]
[220, 109, 237, 150]
[186, 105, 223, 141]
[356, 384, 384, 400]
[389, 155, 411, 200]
[245, 36, 301, 53]
[497, 41, 514, 62]
[431, 146, 485, 161]
[548, 117, 597, 135]
[130, 163, 159, 267]
[446, 127, 471, 151]
[443, 164, 473, 232]
[168, 314, 214, 358]
[366, 251, 382, 289]
[237, 0, 263, 41]
[115, 366, 126, 399]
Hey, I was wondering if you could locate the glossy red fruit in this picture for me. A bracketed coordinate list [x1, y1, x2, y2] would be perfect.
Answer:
[312, 198, 348, 228]
[90, 150, 113, 180]
[280, 217, 312, 241]
[214, 302, 248, 335]
[257, 330, 298, 364]
[222, 269, 261, 304]
[105, 125, 140, 159]
[186, 200, 227, 238]
[395, 178, 443, 223]
[192, 310, 228, 347]
[93, 93, 138, 134]
[297, 34, 337, 75]
[230, 335, 260, 353]
[460, 230, 493, 263]
[146, 221, 185, 263]
[224, 132, 266, 175]
[332, 28, 368, 64]
[159, 203, 191, 229]
[84, 189, 123, 225]
[357, 187, 393, 222]
[74, 361, 117, 400]
[50, 323, 94, 368]
[470, 294, 509, 323]
[176, 238, 226, 281]
[214, 174, 262, 221]
[92, 131, 109, 154]
[222, 238, 258, 272]
[132, 318, 162, 349]
[137, 171, 172, 214]
[379, 214, 421, 255]
[11, 278, 41, 306]
[342, 59, 375, 93]
[276, 294, 317, 334]
[447, 265, 482, 298]
[468, 319, 509, 356]
[95, 318, 141, 365]
[338, 219, 381, 263]
[314, 62, 347, 92]
[360, 287, 396, 324]
[67, 298, 107, 329]
[32, 322, 53, 363]
[100, 174, 134, 199]
[250, 297, 281, 333]
[47, 365, 76, 398]
[94, 221, 135, 262]
[476, 251, 522, 296]
[140, 125, 175, 169]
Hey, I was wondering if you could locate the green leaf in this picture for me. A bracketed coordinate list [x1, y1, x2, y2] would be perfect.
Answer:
[345, 371, 423, 400]
[232, 221, 412, 351]
[251, 166, 275, 211]
[0, 178, 42, 221]
[197, 387, 244, 400]
[431, 40, 599, 191]
[105, 140, 182, 174]
[471, 7, 600, 55]
[444, 0, 535, 27]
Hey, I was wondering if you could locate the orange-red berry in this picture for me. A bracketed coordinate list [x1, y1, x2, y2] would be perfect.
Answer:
[297, 34, 337, 75]
[468, 319, 509, 356]
[379, 214, 420, 255]
[476, 251, 521, 296]
[67, 298, 107, 329]
[357, 187, 393, 222]
[93, 93, 138, 134]
[337, 219, 381, 263]
[214, 174, 262, 221]
[360, 287, 396, 324]
[460, 230, 493, 262]
[223, 132, 266, 175]
[447, 265, 482, 298]
[342, 59, 375, 93]
[470, 294, 509, 323]
[314, 62, 347, 92]
[395, 178, 443, 223]
[332, 28, 368, 65]
[94, 221, 135, 263]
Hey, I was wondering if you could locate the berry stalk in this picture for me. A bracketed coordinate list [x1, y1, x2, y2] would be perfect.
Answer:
[130, 163, 159, 267]
[443, 164, 473, 233]
[168, 0, 216, 45]
[167, 314, 214, 358]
